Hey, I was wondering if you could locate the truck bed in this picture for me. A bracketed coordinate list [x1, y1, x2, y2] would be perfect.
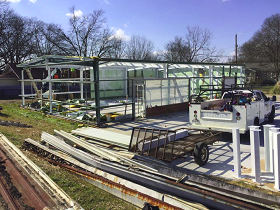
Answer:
[188, 102, 254, 134]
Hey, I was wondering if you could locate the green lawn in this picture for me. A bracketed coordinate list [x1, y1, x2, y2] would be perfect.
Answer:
[0, 100, 136, 210]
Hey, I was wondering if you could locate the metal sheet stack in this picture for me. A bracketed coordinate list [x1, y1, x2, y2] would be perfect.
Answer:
[41, 130, 156, 172]
[71, 127, 131, 148]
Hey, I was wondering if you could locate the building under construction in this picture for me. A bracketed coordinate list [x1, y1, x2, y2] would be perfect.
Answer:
[18, 55, 245, 125]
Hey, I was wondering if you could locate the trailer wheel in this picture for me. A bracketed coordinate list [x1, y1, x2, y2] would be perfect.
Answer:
[194, 143, 209, 166]
[254, 117, 259, 126]
[268, 106, 275, 123]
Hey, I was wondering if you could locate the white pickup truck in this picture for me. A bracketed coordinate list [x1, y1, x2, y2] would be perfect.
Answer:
[188, 90, 276, 134]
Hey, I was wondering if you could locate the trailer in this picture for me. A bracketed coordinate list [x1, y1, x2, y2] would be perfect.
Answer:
[128, 127, 222, 166]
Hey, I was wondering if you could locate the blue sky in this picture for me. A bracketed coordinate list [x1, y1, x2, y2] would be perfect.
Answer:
[5, 0, 280, 57]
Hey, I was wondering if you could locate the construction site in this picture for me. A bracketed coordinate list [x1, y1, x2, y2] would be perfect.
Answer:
[17, 55, 245, 124]
[0, 55, 280, 209]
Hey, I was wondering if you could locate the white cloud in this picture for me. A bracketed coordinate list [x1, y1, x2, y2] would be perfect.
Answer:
[2, 0, 21, 3]
[110, 28, 130, 41]
[0, 0, 38, 3]
[66, 9, 83, 18]
[104, 0, 110, 5]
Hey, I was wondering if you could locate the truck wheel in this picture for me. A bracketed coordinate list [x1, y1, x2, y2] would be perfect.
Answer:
[268, 106, 275, 123]
[194, 143, 209, 166]
[254, 117, 259, 126]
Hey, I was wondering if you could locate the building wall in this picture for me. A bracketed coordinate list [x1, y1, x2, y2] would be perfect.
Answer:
[0, 79, 34, 99]
[89, 63, 245, 99]
[0, 78, 19, 86]
[90, 67, 127, 99]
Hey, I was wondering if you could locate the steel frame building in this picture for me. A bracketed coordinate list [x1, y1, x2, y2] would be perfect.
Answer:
[18, 55, 245, 125]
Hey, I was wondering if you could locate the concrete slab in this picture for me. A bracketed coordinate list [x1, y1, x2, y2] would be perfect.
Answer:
[172, 142, 254, 178]
[106, 111, 189, 135]
[169, 103, 280, 191]
[102, 101, 280, 191]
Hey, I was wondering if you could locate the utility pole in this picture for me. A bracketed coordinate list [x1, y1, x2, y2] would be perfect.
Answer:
[235, 34, 238, 64]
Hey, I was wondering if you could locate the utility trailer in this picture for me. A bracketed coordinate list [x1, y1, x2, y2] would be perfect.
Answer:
[128, 127, 222, 166]
[188, 84, 276, 134]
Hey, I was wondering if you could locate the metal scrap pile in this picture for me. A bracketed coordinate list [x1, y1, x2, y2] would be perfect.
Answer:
[0, 133, 81, 210]
[22, 128, 280, 209]
[23, 130, 196, 209]
[30, 98, 132, 123]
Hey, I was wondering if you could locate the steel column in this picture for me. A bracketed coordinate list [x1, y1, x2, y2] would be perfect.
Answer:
[21, 69, 25, 106]
[46, 59, 52, 114]
[80, 67, 84, 99]
[93, 61, 100, 126]
[131, 79, 135, 120]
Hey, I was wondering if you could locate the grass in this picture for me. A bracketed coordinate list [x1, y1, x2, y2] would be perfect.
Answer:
[0, 100, 137, 210]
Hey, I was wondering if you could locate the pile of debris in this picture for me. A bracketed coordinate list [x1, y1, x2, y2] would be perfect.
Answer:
[41, 130, 154, 171]
[0, 133, 81, 209]
[23, 128, 280, 209]
[23, 129, 208, 209]
[30, 98, 132, 123]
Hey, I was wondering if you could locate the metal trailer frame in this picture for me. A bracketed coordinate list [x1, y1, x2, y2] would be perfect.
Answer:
[17, 55, 245, 126]
[129, 127, 222, 166]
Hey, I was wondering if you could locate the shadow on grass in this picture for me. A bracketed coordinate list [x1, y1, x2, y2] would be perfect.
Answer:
[0, 113, 9, 118]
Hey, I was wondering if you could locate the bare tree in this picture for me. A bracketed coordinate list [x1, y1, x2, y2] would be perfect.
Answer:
[105, 36, 127, 58]
[89, 28, 125, 57]
[33, 21, 75, 56]
[240, 14, 280, 77]
[125, 35, 155, 60]
[165, 26, 217, 62]
[32, 21, 59, 56]
[63, 7, 106, 57]
[164, 37, 191, 62]
[0, 7, 35, 65]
